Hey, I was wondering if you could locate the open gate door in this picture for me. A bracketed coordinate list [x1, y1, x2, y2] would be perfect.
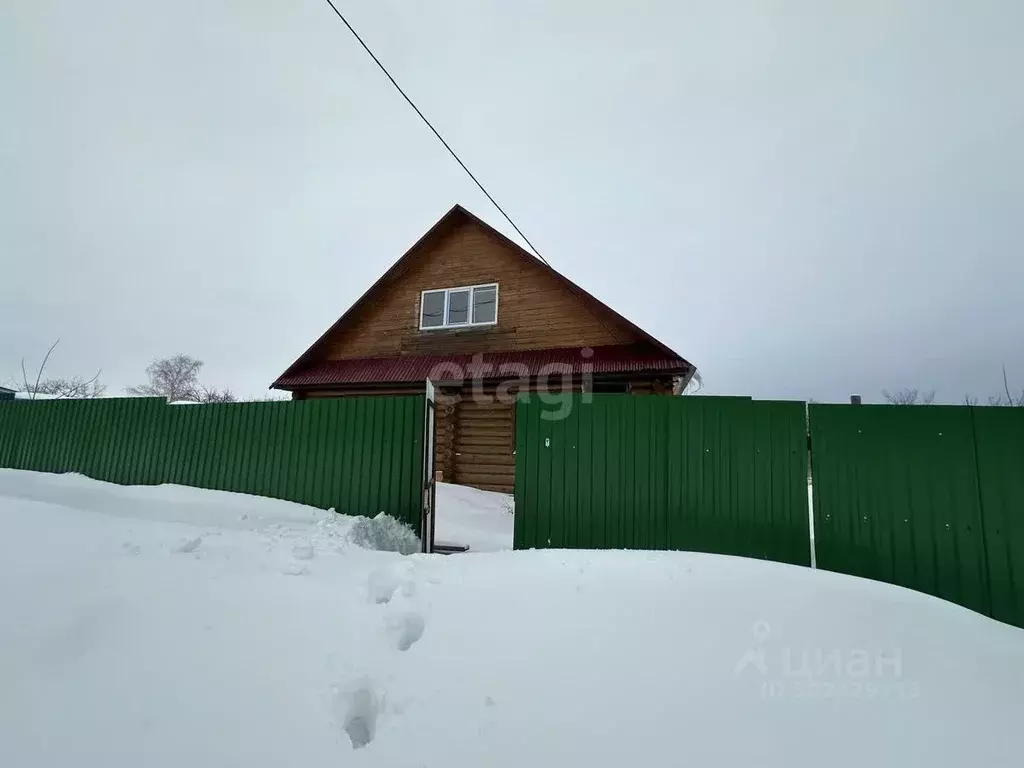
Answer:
[421, 379, 437, 553]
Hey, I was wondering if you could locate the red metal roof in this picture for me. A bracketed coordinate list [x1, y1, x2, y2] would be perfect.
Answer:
[274, 345, 692, 389]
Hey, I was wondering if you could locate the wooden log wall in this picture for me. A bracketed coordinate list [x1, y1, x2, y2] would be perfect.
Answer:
[453, 396, 515, 493]
[434, 387, 459, 482]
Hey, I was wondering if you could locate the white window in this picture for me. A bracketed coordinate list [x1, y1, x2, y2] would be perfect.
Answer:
[419, 283, 499, 330]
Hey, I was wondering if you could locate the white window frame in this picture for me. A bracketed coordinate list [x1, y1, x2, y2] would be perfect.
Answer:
[419, 283, 499, 331]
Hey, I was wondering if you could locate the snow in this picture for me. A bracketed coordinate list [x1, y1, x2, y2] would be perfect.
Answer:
[435, 481, 513, 551]
[0, 470, 411, 551]
[1, 469, 1022, 768]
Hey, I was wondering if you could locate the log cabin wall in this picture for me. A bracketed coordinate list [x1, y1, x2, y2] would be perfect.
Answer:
[453, 395, 515, 492]
[434, 386, 459, 483]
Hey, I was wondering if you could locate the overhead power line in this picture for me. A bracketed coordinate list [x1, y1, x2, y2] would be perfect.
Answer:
[321, 0, 550, 267]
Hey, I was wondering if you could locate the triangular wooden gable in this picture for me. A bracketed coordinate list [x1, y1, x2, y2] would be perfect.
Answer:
[278, 205, 681, 376]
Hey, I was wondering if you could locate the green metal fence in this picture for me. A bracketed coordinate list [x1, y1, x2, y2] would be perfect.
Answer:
[972, 407, 1024, 628]
[810, 403, 1024, 627]
[809, 404, 991, 616]
[514, 394, 810, 565]
[514, 394, 1024, 627]
[4, 392, 1021, 625]
[0, 396, 424, 531]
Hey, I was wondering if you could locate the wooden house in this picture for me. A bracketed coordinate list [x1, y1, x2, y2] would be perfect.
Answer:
[272, 205, 695, 493]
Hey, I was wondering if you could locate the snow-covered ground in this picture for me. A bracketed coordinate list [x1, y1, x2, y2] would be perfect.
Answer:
[435, 481, 513, 552]
[1, 470, 1022, 767]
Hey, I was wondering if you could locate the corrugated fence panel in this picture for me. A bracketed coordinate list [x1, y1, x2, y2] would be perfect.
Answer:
[0, 396, 424, 534]
[810, 404, 991, 617]
[972, 406, 1024, 628]
[0, 401, 29, 468]
[0, 397, 168, 480]
[158, 397, 424, 530]
[751, 399, 812, 565]
[514, 394, 810, 565]
[0, 403, 19, 466]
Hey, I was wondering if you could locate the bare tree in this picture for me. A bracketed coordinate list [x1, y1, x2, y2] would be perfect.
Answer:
[249, 393, 291, 403]
[997, 365, 1024, 406]
[986, 393, 1024, 407]
[20, 339, 61, 401]
[14, 339, 105, 399]
[963, 394, 979, 406]
[126, 355, 236, 403]
[32, 374, 106, 399]
[882, 388, 936, 405]
[127, 354, 205, 402]
[198, 385, 236, 404]
[972, 367, 1024, 407]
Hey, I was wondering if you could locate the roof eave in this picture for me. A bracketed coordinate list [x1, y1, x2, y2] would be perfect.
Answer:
[273, 359, 694, 391]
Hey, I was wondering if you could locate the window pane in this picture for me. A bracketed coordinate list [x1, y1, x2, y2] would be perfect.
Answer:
[421, 291, 445, 328]
[472, 286, 497, 323]
[447, 289, 470, 324]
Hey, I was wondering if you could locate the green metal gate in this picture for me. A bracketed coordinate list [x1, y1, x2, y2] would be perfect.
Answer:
[514, 394, 810, 565]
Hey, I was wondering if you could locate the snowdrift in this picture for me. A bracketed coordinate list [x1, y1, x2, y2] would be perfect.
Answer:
[0, 469, 1020, 768]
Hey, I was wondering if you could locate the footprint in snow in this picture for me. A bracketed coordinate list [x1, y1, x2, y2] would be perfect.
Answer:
[390, 612, 425, 652]
[175, 537, 202, 554]
[367, 567, 406, 605]
[337, 682, 380, 749]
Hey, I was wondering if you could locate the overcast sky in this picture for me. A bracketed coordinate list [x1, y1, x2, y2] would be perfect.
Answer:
[3, 0, 1022, 403]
